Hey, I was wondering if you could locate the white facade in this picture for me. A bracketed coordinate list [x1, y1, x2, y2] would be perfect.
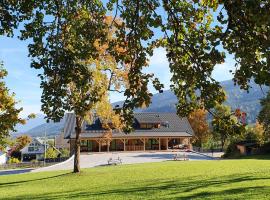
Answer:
[0, 152, 7, 165]
[21, 138, 46, 161]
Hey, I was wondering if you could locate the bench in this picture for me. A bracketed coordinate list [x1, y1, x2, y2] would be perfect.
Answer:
[173, 153, 189, 161]
[107, 157, 122, 165]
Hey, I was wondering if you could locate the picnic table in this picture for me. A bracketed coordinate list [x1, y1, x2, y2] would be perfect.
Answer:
[107, 156, 122, 165]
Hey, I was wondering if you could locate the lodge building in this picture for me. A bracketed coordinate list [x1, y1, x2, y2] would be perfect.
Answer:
[64, 113, 194, 153]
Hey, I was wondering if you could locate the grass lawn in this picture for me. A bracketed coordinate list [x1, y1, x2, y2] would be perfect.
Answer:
[1, 158, 270, 200]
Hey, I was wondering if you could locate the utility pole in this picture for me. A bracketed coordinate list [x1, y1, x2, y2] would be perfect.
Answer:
[44, 122, 47, 166]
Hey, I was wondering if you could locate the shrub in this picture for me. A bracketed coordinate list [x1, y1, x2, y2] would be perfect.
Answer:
[258, 142, 270, 154]
[30, 159, 39, 163]
[46, 147, 58, 159]
[8, 157, 20, 164]
[60, 148, 70, 157]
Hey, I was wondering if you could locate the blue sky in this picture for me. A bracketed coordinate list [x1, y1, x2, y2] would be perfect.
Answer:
[0, 34, 235, 117]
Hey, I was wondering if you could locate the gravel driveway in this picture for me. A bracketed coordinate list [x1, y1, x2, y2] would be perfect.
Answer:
[32, 151, 213, 173]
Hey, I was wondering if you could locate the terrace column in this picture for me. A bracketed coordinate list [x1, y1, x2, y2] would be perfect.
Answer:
[166, 138, 168, 150]
[124, 139, 126, 151]
[159, 138, 161, 150]
[107, 140, 110, 152]
[143, 138, 146, 151]
[98, 141, 101, 152]
[188, 138, 193, 150]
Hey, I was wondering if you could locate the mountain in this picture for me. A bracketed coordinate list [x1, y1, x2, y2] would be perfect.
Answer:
[136, 80, 268, 124]
[114, 79, 268, 123]
[221, 80, 268, 123]
[12, 115, 64, 138]
[16, 79, 268, 137]
[25, 119, 65, 137]
[14, 114, 46, 133]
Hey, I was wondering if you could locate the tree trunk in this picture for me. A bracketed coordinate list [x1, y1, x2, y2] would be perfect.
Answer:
[221, 135, 225, 152]
[199, 138, 202, 148]
[74, 116, 82, 173]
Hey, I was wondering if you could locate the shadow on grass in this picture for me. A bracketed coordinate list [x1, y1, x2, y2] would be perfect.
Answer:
[0, 172, 72, 187]
[178, 186, 268, 200]
[227, 154, 270, 160]
[3, 173, 270, 200]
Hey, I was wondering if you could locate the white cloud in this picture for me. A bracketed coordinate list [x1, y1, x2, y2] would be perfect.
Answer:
[147, 48, 172, 90]
[148, 48, 237, 83]
[149, 48, 168, 67]
[212, 57, 235, 81]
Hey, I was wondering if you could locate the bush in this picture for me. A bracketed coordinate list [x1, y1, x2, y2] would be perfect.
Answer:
[60, 148, 70, 157]
[8, 157, 20, 164]
[46, 147, 58, 159]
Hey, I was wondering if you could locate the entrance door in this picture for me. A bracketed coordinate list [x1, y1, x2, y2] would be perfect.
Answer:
[148, 139, 159, 150]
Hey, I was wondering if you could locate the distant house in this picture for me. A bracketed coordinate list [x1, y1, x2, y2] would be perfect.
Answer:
[0, 151, 7, 165]
[236, 141, 259, 155]
[21, 138, 46, 161]
[64, 112, 194, 153]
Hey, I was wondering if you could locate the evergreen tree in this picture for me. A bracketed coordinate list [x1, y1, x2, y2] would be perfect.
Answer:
[258, 91, 270, 141]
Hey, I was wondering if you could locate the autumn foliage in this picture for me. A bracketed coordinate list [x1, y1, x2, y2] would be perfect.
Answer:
[188, 109, 210, 147]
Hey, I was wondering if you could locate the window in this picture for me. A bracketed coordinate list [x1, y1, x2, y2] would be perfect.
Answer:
[140, 123, 160, 129]
[28, 147, 35, 152]
[140, 123, 147, 129]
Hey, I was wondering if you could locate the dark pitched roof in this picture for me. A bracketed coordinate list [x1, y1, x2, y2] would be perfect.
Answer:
[135, 113, 163, 124]
[64, 113, 76, 139]
[64, 112, 194, 139]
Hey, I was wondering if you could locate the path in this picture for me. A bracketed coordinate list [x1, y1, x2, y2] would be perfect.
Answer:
[32, 151, 214, 173]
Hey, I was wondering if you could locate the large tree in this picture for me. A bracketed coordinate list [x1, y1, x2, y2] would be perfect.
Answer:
[1, 0, 270, 121]
[16, 0, 163, 172]
[109, 0, 270, 118]
[19, 2, 138, 172]
[1, 0, 270, 126]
